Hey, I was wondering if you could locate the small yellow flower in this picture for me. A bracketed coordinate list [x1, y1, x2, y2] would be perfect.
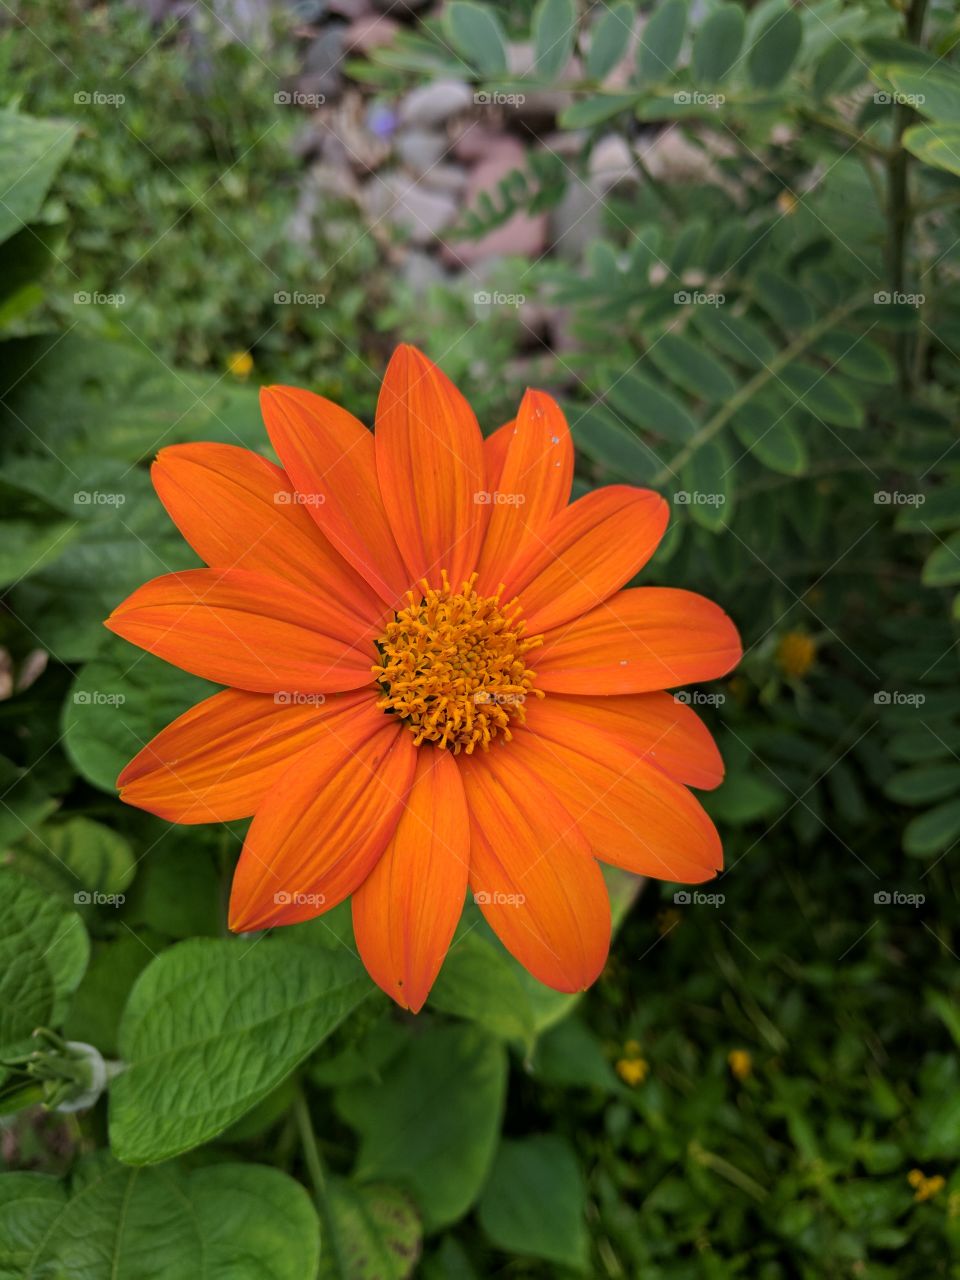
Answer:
[777, 190, 798, 215]
[227, 350, 254, 379]
[908, 1168, 945, 1201]
[776, 631, 816, 679]
[616, 1056, 649, 1087]
[728, 1048, 752, 1081]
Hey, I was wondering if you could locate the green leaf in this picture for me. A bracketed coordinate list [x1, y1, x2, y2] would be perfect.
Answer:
[813, 41, 857, 99]
[902, 124, 960, 177]
[428, 933, 536, 1046]
[779, 361, 865, 428]
[813, 329, 895, 383]
[604, 370, 698, 440]
[570, 405, 662, 481]
[896, 487, 960, 532]
[532, 1016, 619, 1090]
[478, 1136, 588, 1270]
[752, 268, 815, 331]
[883, 64, 960, 124]
[682, 434, 735, 530]
[731, 400, 808, 475]
[691, 3, 745, 85]
[445, 2, 507, 75]
[63, 935, 153, 1059]
[63, 640, 213, 793]
[646, 331, 738, 402]
[747, 8, 802, 90]
[0, 110, 76, 247]
[2, 1154, 319, 1278]
[558, 92, 641, 129]
[586, 2, 634, 81]
[110, 938, 372, 1164]
[319, 1178, 421, 1280]
[0, 519, 78, 588]
[694, 309, 777, 369]
[21, 816, 136, 898]
[922, 531, 960, 586]
[533, 0, 576, 79]
[885, 765, 960, 806]
[637, 0, 688, 82]
[904, 798, 960, 857]
[335, 1025, 507, 1232]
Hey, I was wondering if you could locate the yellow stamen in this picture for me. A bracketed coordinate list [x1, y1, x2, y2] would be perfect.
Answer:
[373, 572, 543, 754]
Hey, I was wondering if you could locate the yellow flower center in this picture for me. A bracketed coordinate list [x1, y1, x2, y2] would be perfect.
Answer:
[373, 572, 543, 754]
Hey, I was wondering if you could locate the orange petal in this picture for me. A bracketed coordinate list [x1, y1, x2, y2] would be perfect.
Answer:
[535, 587, 742, 694]
[352, 747, 469, 1012]
[515, 699, 722, 882]
[484, 418, 514, 491]
[228, 707, 416, 931]
[375, 345, 487, 590]
[105, 568, 376, 693]
[475, 391, 573, 591]
[548, 691, 724, 790]
[152, 442, 383, 628]
[500, 486, 668, 633]
[118, 688, 370, 823]
[458, 750, 610, 992]
[260, 385, 409, 607]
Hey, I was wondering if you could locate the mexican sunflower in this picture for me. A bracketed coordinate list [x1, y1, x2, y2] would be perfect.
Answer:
[107, 346, 741, 1012]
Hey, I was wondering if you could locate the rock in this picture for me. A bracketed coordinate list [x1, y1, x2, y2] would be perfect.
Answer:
[441, 138, 547, 267]
[372, 0, 427, 10]
[400, 249, 448, 296]
[399, 79, 474, 128]
[395, 130, 447, 174]
[342, 13, 399, 52]
[299, 24, 346, 101]
[364, 171, 458, 244]
[504, 40, 575, 120]
[549, 179, 603, 261]
[327, 0, 373, 16]
[589, 133, 637, 191]
[420, 162, 468, 195]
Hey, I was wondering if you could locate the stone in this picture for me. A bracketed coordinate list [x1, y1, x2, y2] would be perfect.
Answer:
[420, 162, 468, 195]
[441, 138, 547, 266]
[299, 24, 346, 101]
[364, 172, 458, 244]
[589, 133, 637, 191]
[549, 178, 603, 261]
[401, 249, 448, 297]
[395, 130, 447, 174]
[399, 79, 474, 129]
[342, 13, 399, 53]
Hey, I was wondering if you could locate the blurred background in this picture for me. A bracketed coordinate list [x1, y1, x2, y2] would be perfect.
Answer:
[2, 0, 960, 1274]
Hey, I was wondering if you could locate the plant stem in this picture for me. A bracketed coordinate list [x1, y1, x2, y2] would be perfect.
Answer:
[293, 1088, 327, 1204]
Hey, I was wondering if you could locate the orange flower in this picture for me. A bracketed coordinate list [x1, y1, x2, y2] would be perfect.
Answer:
[106, 345, 741, 1012]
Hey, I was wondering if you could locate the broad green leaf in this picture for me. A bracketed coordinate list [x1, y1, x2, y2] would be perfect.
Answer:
[63, 640, 213, 793]
[0, 868, 90, 1034]
[813, 41, 857, 99]
[570, 404, 662, 481]
[637, 0, 688, 82]
[586, 2, 634, 80]
[904, 798, 960, 857]
[531, 1016, 619, 1090]
[0, 519, 77, 589]
[445, 3, 507, 75]
[706, 771, 786, 824]
[478, 1136, 588, 1270]
[885, 765, 960, 806]
[335, 1024, 507, 1232]
[4, 1154, 319, 1279]
[747, 8, 802, 89]
[604, 370, 698, 440]
[16, 816, 137, 899]
[319, 1178, 421, 1280]
[896, 487, 960, 531]
[0, 946, 53, 1056]
[0, 110, 76, 247]
[558, 92, 641, 129]
[122, 833, 222, 940]
[110, 938, 372, 1164]
[646, 331, 737, 401]
[0, 1173, 65, 1273]
[428, 933, 536, 1046]
[691, 3, 745, 84]
[903, 124, 960, 177]
[883, 64, 960, 124]
[779, 361, 865, 428]
[682, 433, 735, 530]
[533, 0, 576, 79]
[63, 935, 153, 1059]
[922, 531, 960, 586]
